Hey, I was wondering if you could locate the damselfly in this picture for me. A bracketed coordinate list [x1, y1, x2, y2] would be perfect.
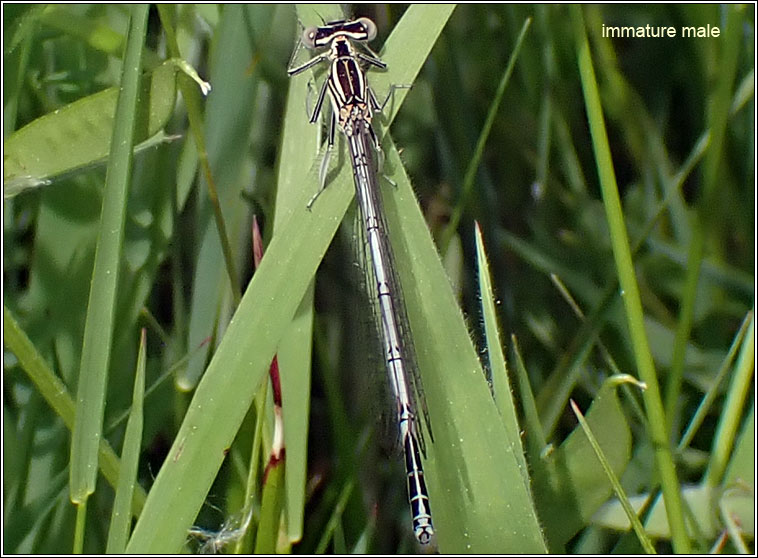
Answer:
[287, 17, 435, 546]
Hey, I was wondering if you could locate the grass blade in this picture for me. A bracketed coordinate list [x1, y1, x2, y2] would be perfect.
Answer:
[70, 4, 148, 506]
[273, 4, 342, 543]
[381, 133, 546, 552]
[569, 398, 656, 553]
[440, 18, 532, 254]
[475, 222, 532, 485]
[571, 6, 689, 552]
[106, 329, 146, 553]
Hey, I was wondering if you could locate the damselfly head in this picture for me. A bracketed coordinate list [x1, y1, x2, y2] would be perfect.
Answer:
[301, 17, 378, 50]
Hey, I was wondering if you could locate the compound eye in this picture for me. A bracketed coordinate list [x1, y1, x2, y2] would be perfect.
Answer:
[356, 17, 377, 41]
[302, 26, 318, 48]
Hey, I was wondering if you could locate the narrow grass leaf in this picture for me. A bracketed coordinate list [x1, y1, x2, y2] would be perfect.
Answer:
[510, 334, 547, 467]
[3, 5, 42, 135]
[315, 479, 356, 554]
[571, 6, 689, 551]
[70, 4, 148, 503]
[272, 4, 342, 542]
[474, 222, 531, 485]
[666, 5, 744, 440]
[106, 329, 146, 553]
[720, 405, 754, 547]
[722, 404, 754, 491]
[232, 385, 267, 554]
[678, 311, 753, 453]
[440, 17, 532, 254]
[704, 312, 755, 487]
[253, 461, 286, 553]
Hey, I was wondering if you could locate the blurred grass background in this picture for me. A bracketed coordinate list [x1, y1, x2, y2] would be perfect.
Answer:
[3, 3, 754, 554]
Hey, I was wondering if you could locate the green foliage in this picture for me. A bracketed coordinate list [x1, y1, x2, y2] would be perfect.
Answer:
[3, 4, 753, 554]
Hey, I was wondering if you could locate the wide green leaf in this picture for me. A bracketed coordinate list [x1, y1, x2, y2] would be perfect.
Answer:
[3, 58, 199, 198]
[532, 375, 633, 548]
